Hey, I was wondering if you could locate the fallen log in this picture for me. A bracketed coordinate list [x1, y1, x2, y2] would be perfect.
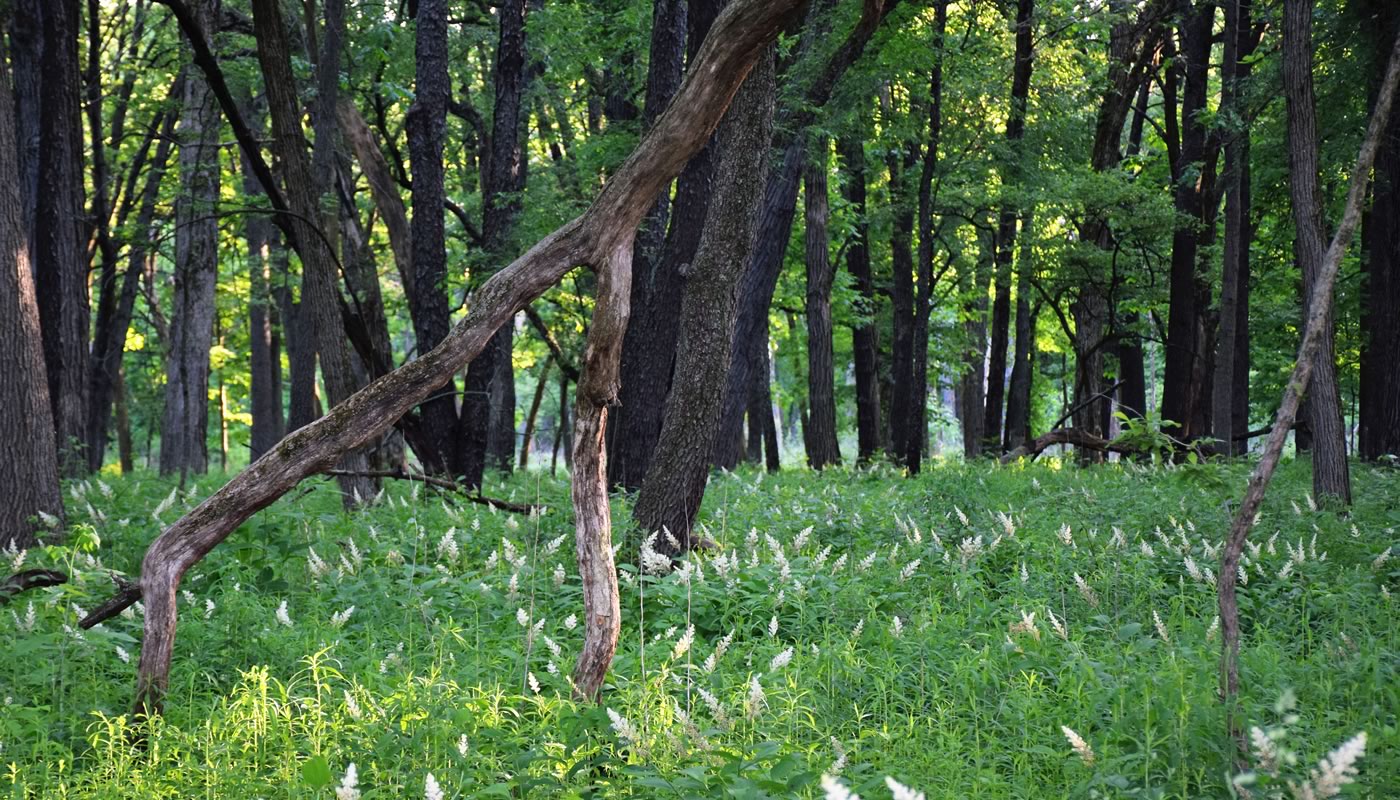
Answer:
[322, 468, 542, 514]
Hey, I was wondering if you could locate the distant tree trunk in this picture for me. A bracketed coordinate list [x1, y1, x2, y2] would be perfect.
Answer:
[29, 0, 89, 477]
[161, 0, 223, 476]
[406, 0, 457, 475]
[519, 357, 553, 469]
[983, 0, 1033, 454]
[1004, 210, 1037, 450]
[909, 2, 948, 474]
[1115, 82, 1151, 424]
[957, 228, 991, 459]
[1360, 1, 1400, 461]
[86, 108, 176, 471]
[0, 46, 64, 549]
[115, 368, 134, 473]
[465, 0, 531, 486]
[1283, 0, 1351, 503]
[611, 0, 722, 490]
[633, 48, 776, 550]
[836, 131, 882, 464]
[1213, 0, 1256, 457]
[803, 139, 841, 469]
[745, 335, 769, 466]
[1160, 0, 1219, 445]
[887, 143, 916, 464]
[253, 0, 374, 503]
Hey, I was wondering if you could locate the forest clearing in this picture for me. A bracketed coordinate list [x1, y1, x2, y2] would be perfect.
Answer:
[3, 0, 1400, 796]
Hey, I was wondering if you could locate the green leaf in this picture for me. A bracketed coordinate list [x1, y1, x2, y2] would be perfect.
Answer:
[301, 755, 332, 788]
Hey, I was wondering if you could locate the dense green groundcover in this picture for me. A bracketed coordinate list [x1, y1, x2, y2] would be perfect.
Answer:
[3, 458, 1397, 799]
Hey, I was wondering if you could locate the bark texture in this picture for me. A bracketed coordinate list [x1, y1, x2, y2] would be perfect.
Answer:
[837, 132, 882, 463]
[0, 48, 64, 550]
[803, 139, 841, 469]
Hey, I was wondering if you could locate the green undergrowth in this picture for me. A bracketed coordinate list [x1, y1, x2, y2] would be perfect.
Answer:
[3, 457, 1397, 799]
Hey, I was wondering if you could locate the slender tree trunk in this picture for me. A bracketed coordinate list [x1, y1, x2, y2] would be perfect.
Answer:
[406, 0, 457, 475]
[887, 145, 916, 463]
[957, 229, 990, 459]
[1360, 1, 1400, 461]
[984, 0, 1033, 454]
[836, 131, 882, 464]
[30, 0, 89, 477]
[243, 99, 282, 463]
[803, 138, 841, 469]
[0, 46, 64, 549]
[253, 0, 374, 503]
[633, 47, 776, 550]
[116, 368, 134, 474]
[161, 0, 223, 476]
[1283, 0, 1352, 503]
[1004, 210, 1037, 450]
[519, 357, 553, 469]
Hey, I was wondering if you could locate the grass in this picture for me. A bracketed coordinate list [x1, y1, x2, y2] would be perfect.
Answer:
[3, 457, 1397, 798]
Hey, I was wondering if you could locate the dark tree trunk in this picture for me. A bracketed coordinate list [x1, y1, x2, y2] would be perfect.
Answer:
[803, 138, 841, 469]
[715, 0, 899, 470]
[161, 0, 223, 476]
[30, 0, 89, 476]
[9, 0, 42, 255]
[836, 131, 882, 464]
[407, 0, 458, 474]
[1160, 0, 1218, 445]
[957, 228, 991, 459]
[0, 46, 64, 550]
[1284, 0, 1351, 503]
[1213, 0, 1256, 456]
[610, 0, 721, 491]
[983, 0, 1033, 454]
[1004, 210, 1037, 450]
[253, 0, 375, 503]
[519, 357, 553, 469]
[887, 145, 916, 464]
[909, 2, 947, 474]
[465, 0, 531, 486]
[1360, 2, 1400, 461]
[633, 47, 776, 550]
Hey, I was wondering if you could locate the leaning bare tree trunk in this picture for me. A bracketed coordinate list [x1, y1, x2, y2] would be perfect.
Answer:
[1218, 16, 1399, 750]
[0, 48, 64, 550]
[1282, 0, 1351, 504]
[79, 0, 810, 716]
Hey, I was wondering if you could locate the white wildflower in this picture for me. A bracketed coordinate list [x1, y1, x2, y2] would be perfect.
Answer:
[115, 646, 131, 664]
[457, 734, 470, 757]
[891, 616, 903, 639]
[885, 777, 926, 800]
[336, 763, 360, 800]
[564, 614, 578, 630]
[769, 646, 794, 671]
[1290, 732, 1366, 800]
[821, 775, 860, 800]
[344, 690, 362, 720]
[1152, 609, 1169, 643]
[424, 772, 444, 800]
[607, 707, 640, 746]
[1073, 573, 1099, 607]
[1061, 725, 1095, 766]
[671, 625, 695, 661]
[276, 600, 293, 627]
[745, 675, 766, 719]
[330, 606, 355, 628]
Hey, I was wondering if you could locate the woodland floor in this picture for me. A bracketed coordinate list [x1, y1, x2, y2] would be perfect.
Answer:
[3, 457, 1398, 799]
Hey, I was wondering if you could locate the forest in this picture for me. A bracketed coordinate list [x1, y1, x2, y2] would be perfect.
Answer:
[2, 0, 1399, 796]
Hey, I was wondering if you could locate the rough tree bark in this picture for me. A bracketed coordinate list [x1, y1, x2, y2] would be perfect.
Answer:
[1219, 22, 1399, 745]
[837, 131, 882, 464]
[609, 0, 721, 491]
[983, 0, 1033, 454]
[715, 0, 900, 470]
[0, 46, 64, 550]
[804, 138, 842, 469]
[1283, 0, 1351, 504]
[632, 48, 776, 552]
[160, 0, 223, 476]
[1004, 210, 1038, 452]
[79, 0, 810, 716]
[31, 0, 90, 477]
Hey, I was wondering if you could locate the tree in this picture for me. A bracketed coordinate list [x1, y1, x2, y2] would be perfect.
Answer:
[0, 41, 63, 550]
[803, 138, 842, 469]
[836, 130, 883, 463]
[78, 0, 812, 714]
[160, 0, 222, 477]
[1283, 0, 1351, 504]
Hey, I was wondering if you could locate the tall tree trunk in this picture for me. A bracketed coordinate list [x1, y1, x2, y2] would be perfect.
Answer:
[633, 47, 776, 551]
[1115, 82, 1152, 423]
[30, 0, 89, 477]
[253, 0, 374, 504]
[715, 0, 899, 470]
[836, 130, 882, 464]
[1283, 0, 1351, 503]
[1004, 210, 1037, 450]
[518, 357, 553, 469]
[161, 1, 223, 476]
[909, 2, 947, 474]
[803, 138, 841, 469]
[1213, 0, 1256, 456]
[983, 0, 1033, 454]
[957, 228, 991, 459]
[464, 0, 530, 486]
[887, 143, 916, 464]
[1360, 1, 1400, 461]
[1160, 0, 1218, 445]
[406, 0, 458, 474]
[0, 45, 64, 549]
[610, 0, 721, 490]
